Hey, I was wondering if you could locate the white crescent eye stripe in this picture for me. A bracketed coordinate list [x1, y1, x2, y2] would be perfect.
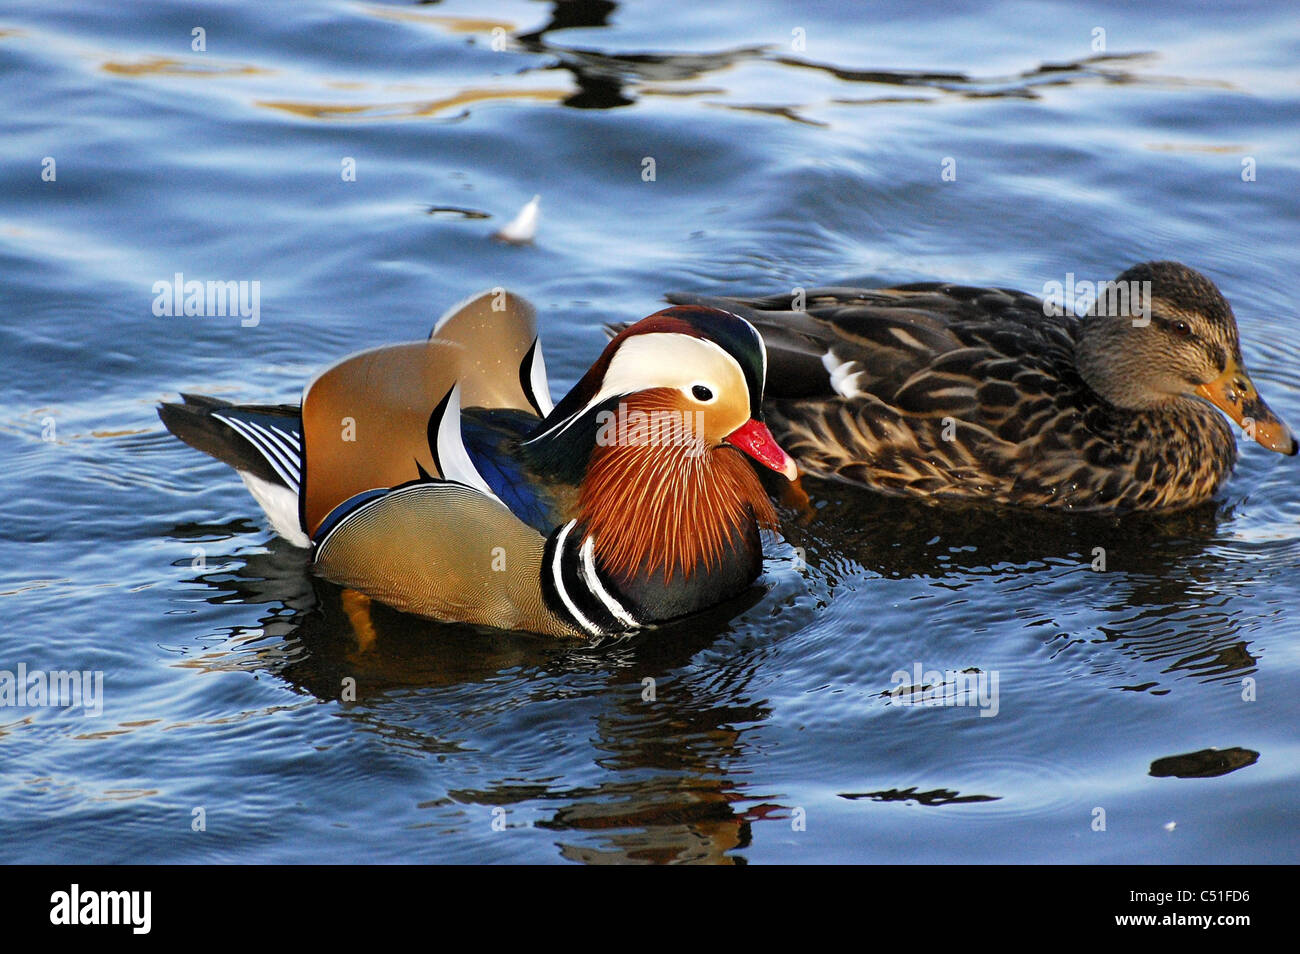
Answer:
[524, 332, 752, 446]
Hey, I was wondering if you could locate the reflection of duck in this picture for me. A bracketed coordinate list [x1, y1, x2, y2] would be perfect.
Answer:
[173, 541, 776, 863]
[673, 262, 1295, 513]
[159, 291, 795, 638]
[777, 476, 1225, 580]
[776, 478, 1258, 689]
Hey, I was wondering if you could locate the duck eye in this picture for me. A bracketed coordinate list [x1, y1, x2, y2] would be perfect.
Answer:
[1170, 320, 1191, 337]
[691, 384, 715, 402]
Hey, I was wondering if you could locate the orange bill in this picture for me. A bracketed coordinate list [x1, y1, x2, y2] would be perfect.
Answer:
[1195, 358, 1297, 455]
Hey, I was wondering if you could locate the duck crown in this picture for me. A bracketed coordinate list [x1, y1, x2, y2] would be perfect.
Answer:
[522, 305, 771, 481]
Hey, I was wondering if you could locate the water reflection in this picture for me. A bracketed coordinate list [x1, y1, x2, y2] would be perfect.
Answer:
[840, 787, 999, 806]
[167, 528, 783, 861]
[780, 50, 1232, 102]
[515, 0, 617, 41]
[782, 475, 1227, 581]
[101, 56, 269, 78]
[782, 478, 1259, 692]
[92, 1, 1220, 127]
[155, 422, 1271, 860]
[258, 88, 567, 122]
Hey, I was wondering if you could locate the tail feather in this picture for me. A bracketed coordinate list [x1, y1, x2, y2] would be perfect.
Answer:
[158, 395, 309, 547]
[159, 396, 300, 488]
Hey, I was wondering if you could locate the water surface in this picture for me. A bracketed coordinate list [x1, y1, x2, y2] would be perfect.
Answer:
[2, 0, 1298, 863]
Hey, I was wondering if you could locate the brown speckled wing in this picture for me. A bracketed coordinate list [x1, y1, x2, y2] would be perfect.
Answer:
[756, 284, 1234, 512]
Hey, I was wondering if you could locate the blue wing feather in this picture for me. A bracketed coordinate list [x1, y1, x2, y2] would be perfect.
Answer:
[460, 410, 557, 534]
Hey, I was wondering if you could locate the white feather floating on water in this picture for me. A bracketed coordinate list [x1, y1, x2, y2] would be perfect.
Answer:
[494, 194, 540, 245]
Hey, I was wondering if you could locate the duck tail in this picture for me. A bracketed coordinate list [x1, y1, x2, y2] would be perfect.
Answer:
[158, 394, 309, 546]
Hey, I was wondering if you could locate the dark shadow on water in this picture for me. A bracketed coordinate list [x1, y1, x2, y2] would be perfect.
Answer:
[840, 787, 1000, 806]
[780, 473, 1228, 581]
[506, 3, 1182, 118]
[170, 527, 785, 861]
[779, 476, 1260, 691]
[162, 467, 1261, 860]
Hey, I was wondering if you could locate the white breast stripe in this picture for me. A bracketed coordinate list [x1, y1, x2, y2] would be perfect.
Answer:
[551, 521, 603, 637]
[579, 535, 638, 628]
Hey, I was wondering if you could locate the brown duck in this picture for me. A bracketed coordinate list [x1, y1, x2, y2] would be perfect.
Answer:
[669, 262, 1295, 513]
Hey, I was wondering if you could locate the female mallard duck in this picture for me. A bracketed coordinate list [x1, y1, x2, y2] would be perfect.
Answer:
[158, 291, 796, 638]
[668, 262, 1294, 512]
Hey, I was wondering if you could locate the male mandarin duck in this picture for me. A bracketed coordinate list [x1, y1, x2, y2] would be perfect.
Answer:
[158, 291, 797, 638]
[667, 262, 1295, 513]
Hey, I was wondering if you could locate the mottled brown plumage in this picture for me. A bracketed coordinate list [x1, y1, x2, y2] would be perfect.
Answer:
[670, 262, 1295, 513]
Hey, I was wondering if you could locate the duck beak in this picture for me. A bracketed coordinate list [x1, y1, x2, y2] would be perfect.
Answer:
[1195, 358, 1297, 455]
[725, 419, 799, 481]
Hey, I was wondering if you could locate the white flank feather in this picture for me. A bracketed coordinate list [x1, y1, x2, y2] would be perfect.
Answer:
[238, 470, 310, 548]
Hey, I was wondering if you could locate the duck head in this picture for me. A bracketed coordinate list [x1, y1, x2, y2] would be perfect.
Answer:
[1075, 261, 1296, 455]
[525, 304, 797, 584]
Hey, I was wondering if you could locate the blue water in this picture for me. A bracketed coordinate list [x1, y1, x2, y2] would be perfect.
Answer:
[2, 0, 1298, 863]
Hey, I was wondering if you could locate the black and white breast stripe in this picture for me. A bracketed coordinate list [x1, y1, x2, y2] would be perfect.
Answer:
[213, 413, 302, 492]
[540, 520, 644, 638]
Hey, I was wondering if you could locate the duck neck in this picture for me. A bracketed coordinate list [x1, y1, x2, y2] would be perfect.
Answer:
[1076, 317, 1178, 411]
[576, 438, 777, 590]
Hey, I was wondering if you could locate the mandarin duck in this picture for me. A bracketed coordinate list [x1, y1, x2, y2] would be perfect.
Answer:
[667, 262, 1295, 513]
[159, 291, 797, 638]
